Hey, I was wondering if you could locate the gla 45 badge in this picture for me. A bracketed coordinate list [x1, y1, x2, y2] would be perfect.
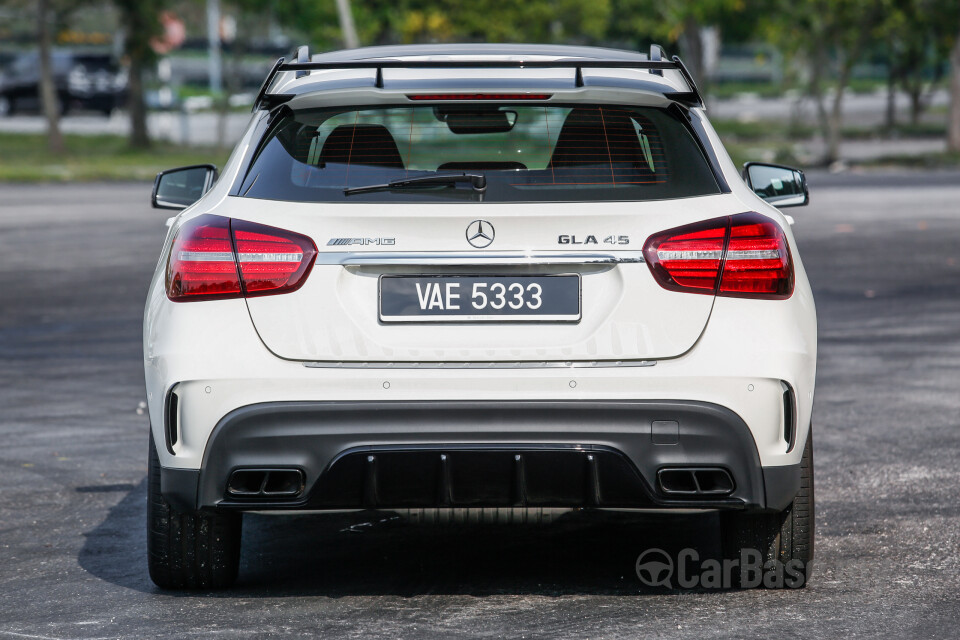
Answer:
[558, 234, 630, 245]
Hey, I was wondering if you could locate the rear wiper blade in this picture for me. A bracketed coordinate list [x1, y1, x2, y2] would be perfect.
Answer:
[343, 173, 486, 196]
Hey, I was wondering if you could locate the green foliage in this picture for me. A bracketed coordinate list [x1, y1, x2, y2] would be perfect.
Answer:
[607, 0, 745, 46]
[876, 0, 960, 115]
[258, 0, 612, 49]
[113, 0, 165, 63]
[758, 0, 884, 64]
[0, 132, 229, 182]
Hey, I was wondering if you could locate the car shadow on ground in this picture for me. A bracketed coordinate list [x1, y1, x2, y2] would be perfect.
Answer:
[79, 478, 730, 597]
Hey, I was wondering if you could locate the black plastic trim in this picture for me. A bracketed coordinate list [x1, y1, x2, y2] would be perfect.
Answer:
[669, 103, 731, 193]
[184, 400, 788, 512]
[164, 388, 179, 454]
[227, 108, 285, 197]
[160, 467, 200, 513]
[763, 464, 801, 511]
[252, 57, 285, 112]
[783, 383, 798, 453]
[669, 55, 704, 107]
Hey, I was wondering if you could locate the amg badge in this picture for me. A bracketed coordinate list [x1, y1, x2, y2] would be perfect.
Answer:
[327, 237, 396, 246]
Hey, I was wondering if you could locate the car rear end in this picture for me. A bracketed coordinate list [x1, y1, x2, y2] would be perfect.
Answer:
[143, 45, 816, 588]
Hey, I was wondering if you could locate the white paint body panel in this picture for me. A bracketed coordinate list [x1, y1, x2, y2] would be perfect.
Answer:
[227, 196, 742, 362]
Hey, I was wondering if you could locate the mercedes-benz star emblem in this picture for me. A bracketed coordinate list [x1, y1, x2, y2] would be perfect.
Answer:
[466, 220, 495, 248]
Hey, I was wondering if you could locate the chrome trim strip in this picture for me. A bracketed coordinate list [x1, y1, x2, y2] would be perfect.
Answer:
[657, 250, 722, 261]
[178, 251, 235, 262]
[313, 251, 645, 266]
[179, 251, 304, 262]
[726, 249, 781, 260]
[657, 249, 780, 261]
[303, 359, 657, 369]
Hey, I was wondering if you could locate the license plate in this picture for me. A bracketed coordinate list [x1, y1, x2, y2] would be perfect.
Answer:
[379, 275, 581, 322]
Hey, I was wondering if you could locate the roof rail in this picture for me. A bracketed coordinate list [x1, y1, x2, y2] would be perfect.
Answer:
[252, 47, 704, 112]
[294, 45, 310, 78]
[649, 44, 665, 77]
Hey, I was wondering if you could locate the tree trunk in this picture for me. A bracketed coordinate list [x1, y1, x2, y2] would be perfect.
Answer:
[808, 54, 832, 164]
[949, 33, 960, 152]
[116, 0, 156, 149]
[335, 0, 359, 49]
[825, 61, 852, 165]
[908, 84, 922, 126]
[127, 57, 150, 148]
[38, 0, 64, 154]
[678, 16, 704, 89]
[885, 67, 896, 130]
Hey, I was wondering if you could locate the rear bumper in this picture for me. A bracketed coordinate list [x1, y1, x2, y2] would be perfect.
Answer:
[159, 400, 800, 514]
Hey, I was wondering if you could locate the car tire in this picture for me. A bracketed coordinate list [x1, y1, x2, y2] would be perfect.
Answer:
[147, 434, 241, 589]
[721, 429, 814, 589]
[0, 96, 11, 117]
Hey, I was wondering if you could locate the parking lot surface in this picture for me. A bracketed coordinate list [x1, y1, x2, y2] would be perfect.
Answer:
[1, 173, 959, 638]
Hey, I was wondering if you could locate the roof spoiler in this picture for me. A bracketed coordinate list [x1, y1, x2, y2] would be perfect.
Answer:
[253, 44, 703, 112]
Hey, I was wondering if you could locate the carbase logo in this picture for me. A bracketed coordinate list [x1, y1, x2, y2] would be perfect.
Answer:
[635, 548, 807, 589]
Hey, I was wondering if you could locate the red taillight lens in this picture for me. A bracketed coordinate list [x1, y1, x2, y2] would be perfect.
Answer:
[644, 220, 726, 292]
[719, 217, 793, 297]
[232, 219, 317, 297]
[166, 215, 317, 302]
[643, 212, 793, 299]
[167, 216, 242, 301]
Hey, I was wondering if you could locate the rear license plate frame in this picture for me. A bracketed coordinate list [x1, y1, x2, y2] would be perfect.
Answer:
[378, 274, 582, 323]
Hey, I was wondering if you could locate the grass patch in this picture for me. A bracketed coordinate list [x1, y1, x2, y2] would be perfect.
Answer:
[722, 140, 804, 170]
[708, 82, 786, 100]
[714, 118, 947, 142]
[842, 121, 947, 140]
[712, 118, 815, 141]
[0, 132, 229, 182]
[853, 151, 960, 169]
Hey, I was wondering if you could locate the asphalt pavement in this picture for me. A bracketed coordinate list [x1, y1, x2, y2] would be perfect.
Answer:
[1, 173, 959, 638]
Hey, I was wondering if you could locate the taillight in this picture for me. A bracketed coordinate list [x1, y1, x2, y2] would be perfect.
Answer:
[231, 219, 317, 297]
[643, 212, 793, 299]
[167, 216, 242, 301]
[719, 216, 793, 297]
[166, 215, 317, 302]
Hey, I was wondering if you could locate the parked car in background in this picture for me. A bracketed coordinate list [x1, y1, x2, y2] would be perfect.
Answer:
[0, 49, 127, 117]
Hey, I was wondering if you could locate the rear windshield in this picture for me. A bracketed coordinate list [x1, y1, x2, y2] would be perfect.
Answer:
[236, 104, 721, 203]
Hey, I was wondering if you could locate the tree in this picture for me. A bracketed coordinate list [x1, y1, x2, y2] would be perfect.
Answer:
[879, 0, 960, 126]
[606, 0, 751, 92]
[269, 0, 611, 51]
[335, 0, 359, 48]
[37, 0, 64, 153]
[114, 0, 164, 149]
[761, 0, 884, 165]
[950, 26, 960, 152]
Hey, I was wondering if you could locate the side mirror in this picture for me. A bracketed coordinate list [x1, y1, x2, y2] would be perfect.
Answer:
[152, 164, 217, 210]
[743, 162, 808, 208]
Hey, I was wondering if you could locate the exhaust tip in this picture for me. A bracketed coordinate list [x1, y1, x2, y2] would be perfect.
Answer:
[657, 467, 734, 496]
[227, 468, 305, 499]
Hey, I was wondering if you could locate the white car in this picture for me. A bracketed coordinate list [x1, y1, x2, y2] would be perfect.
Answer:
[144, 44, 816, 589]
